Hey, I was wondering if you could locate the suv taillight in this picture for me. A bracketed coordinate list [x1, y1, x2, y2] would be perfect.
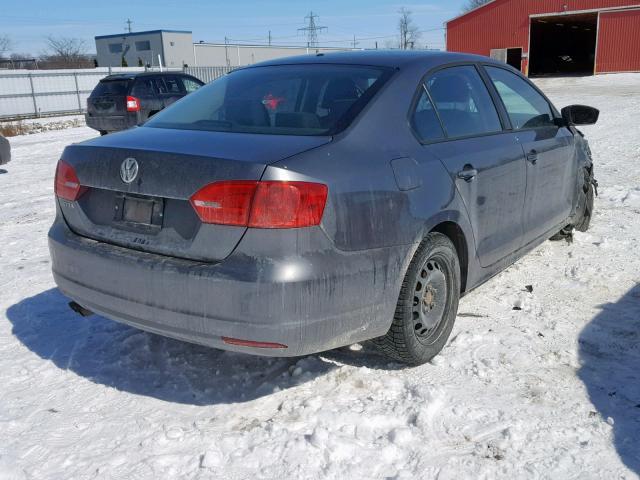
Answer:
[126, 96, 140, 112]
[55, 160, 86, 201]
[190, 180, 328, 229]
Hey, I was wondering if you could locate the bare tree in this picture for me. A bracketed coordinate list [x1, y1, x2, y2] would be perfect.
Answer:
[398, 8, 421, 50]
[463, 0, 491, 12]
[42, 35, 91, 68]
[0, 35, 11, 59]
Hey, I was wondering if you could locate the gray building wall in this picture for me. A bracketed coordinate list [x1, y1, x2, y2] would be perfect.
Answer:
[160, 32, 196, 67]
[193, 43, 356, 67]
[96, 30, 194, 68]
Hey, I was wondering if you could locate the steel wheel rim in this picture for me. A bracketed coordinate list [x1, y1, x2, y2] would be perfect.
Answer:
[412, 256, 448, 341]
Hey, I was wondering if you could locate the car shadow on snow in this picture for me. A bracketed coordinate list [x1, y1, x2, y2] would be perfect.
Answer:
[6, 288, 398, 406]
[578, 284, 640, 475]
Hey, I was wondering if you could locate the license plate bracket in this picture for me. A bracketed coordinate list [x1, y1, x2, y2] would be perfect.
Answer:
[114, 194, 164, 229]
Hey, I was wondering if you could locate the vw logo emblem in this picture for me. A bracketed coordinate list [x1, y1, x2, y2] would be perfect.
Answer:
[120, 157, 139, 184]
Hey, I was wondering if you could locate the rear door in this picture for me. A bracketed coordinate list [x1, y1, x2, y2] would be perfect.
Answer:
[155, 75, 186, 109]
[87, 78, 131, 117]
[415, 65, 527, 267]
[483, 66, 576, 243]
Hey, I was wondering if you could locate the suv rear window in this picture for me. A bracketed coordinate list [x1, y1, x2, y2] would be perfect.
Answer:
[145, 64, 392, 136]
[91, 80, 130, 97]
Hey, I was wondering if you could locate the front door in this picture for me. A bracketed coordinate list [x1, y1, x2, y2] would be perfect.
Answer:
[484, 66, 576, 243]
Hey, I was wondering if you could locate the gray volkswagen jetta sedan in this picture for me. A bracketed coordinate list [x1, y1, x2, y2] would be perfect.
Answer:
[49, 51, 598, 365]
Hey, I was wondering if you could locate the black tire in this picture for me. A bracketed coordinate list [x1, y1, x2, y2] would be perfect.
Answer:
[574, 178, 595, 232]
[99, 131, 108, 136]
[550, 167, 595, 241]
[375, 232, 461, 365]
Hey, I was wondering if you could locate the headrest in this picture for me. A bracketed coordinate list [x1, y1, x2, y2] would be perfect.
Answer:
[321, 78, 359, 108]
[429, 76, 470, 104]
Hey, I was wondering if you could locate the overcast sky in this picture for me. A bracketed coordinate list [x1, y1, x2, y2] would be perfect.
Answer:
[3, 0, 467, 55]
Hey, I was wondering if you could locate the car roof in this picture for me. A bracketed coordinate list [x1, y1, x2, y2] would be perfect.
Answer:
[247, 50, 496, 69]
[100, 72, 188, 82]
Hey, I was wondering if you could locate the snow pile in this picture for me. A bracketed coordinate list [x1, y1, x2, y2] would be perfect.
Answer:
[0, 74, 639, 479]
[0, 115, 85, 137]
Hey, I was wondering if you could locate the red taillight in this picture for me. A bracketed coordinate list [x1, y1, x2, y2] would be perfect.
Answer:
[250, 181, 327, 228]
[189, 180, 328, 229]
[222, 337, 288, 349]
[54, 160, 86, 201]
[190, 181, 258, 226]
[126, 96, 140, 112]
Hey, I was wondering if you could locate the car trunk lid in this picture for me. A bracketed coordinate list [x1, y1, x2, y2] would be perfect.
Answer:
[58, 127, 331, 262]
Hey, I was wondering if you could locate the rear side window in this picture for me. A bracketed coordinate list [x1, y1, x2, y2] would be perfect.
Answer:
[411, 89, 444, 142]
[145, 64, 391, 136]
[426, 65, 502, 138]
[91, 80, 130, 97]
[131, 78, 157, 97]
[156, 76, 185, 94]
[181, 77, 203, 93]
[485, 66, 555, 129]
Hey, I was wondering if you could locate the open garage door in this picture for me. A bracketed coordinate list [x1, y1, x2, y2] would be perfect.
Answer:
[529, 13, 598, 77]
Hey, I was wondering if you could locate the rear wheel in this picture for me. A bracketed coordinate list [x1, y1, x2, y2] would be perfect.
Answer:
[375, 233, 460, 365]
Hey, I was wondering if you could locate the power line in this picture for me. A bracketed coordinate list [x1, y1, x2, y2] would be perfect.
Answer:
[297, 11, 327, 48]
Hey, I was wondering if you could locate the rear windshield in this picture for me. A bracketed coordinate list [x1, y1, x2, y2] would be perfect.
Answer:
[91, 79, 130, 97]
[144, 64, 392, 136]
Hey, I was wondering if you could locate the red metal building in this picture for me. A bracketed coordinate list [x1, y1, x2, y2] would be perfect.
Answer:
[446, 0, 640, 76]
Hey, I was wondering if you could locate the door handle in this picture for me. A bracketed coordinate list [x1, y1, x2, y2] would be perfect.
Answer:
[457, 166, 478, 182]
[526, 149, 538, 165]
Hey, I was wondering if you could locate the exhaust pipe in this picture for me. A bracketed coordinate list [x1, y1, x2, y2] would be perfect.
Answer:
[68, 301, 94, 317]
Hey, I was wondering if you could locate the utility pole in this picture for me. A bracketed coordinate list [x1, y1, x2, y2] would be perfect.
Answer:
[268, 30, 272, 46]
[125, 18, 133, 33]
[351, 35, 359, 49]
[298, 11, 327, 48]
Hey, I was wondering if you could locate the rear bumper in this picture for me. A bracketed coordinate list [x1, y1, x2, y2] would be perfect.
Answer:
[85, 113, 137, 132]
[49, 217, 410, 356]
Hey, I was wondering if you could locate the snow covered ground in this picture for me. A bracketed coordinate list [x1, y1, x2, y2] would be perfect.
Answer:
[1, 74, 639, 479]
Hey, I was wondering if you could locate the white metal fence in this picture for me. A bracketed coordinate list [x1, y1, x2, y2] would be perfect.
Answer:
[0, 66, 234, 121]
[184, 66, 235, 84]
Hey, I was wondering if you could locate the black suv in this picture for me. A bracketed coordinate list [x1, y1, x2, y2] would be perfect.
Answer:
[85, 72, 204, 135]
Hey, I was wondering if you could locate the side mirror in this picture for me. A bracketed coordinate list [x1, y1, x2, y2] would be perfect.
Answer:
[561, 105, 599, 126]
